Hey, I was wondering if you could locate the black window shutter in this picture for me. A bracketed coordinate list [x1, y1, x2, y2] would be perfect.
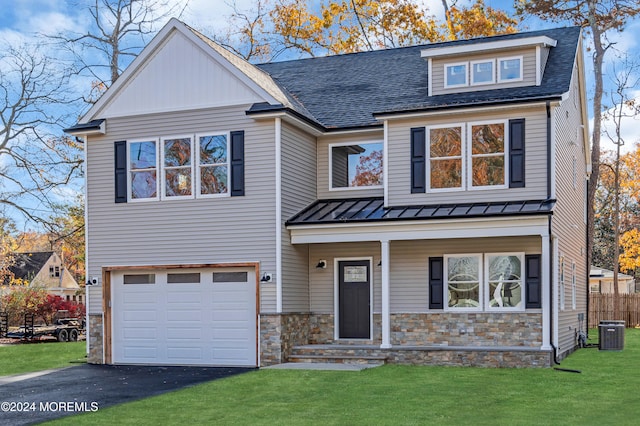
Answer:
[525, 254, 541, 309]
[429, 257, 444, 309]
[230, 131, 245, 197]
[411, 127, 426, 193]
[114, 140, 127, 203]
[509, 118, 525, 188]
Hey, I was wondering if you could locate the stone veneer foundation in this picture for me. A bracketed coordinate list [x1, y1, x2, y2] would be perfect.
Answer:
[87, 314, 103, 364]
[260, 313, 309, 366]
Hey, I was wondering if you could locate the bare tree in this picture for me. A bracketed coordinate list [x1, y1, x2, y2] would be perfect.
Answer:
[57, 0, 189, 102]
[517, 0, 640, 285]
[0, 42, 83, 226]
[601, 56, 640, 319]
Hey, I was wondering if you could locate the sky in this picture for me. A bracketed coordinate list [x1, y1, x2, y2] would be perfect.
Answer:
[1, 0, 639, 229]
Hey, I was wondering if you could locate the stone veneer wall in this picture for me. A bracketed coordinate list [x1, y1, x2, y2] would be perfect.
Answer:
[87, 314, 103, 364]
[260, 313, 309, 366]
[306, 312, 542, 347]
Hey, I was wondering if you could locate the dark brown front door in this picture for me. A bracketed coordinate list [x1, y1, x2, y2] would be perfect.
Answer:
[338, 260, 370, 339]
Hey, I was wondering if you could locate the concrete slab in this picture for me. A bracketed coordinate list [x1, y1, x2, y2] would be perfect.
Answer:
[263, 362, 384, 371]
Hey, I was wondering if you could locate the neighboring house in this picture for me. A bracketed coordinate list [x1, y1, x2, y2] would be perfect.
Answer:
[590, 268, 636, 294]
[65, 19, 590, 368]
[2, 252, 82, 303]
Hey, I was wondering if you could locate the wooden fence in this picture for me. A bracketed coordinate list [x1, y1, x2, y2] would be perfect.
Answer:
[589, 294, 640, 328]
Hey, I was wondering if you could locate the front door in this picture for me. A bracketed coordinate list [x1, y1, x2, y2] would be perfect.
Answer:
[338, 260, 371, 339]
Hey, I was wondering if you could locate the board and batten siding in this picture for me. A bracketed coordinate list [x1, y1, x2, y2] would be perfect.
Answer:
[309, 236, 541, 313]
[85, 105, 278, 312]
[280, 122, 317, 312]
[387, 106, 548, 206]
[551, 63, 588, 356]
[431, 47, 538, 96]
[317, 132, 384, 200]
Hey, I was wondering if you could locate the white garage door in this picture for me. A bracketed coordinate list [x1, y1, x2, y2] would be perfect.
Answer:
[112, 268, 256, 366]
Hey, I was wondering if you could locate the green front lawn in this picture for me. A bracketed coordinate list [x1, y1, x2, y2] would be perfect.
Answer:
[52, 329, 640, 425]
[0, 341, 86, 376]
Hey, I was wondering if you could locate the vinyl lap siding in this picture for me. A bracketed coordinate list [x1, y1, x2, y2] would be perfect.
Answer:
[551, 64, 588, 356]
[387, 108, 548, 206]
[309, 237, 541, 313]
[85, 105, 277, 312]
[431, 48, 537, 96]
[280, 122, 317, 312]
[317, 132, 384, 200]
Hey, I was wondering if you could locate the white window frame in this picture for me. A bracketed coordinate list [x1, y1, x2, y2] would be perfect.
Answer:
[498, 56, 524, 83]
[485, 252, 525, 312]
[127, 138, 160, 203]
[195, 132, 231, 199]
[160, 135, 194, 200]
[426, 124, 465, 192]
[444, 62, 469, 88]
[470, 59, 495, 86]
[467, 120, 509, 191]
[328, 141, 384, 191]
[444, 254, 483, 312]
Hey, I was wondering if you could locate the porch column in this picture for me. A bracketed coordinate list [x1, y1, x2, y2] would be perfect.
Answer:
[541, 234, 552, 351]
[380, 239, 391, 349]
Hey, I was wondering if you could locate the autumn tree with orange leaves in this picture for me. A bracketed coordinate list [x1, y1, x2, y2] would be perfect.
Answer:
[214, 0, 518, 61]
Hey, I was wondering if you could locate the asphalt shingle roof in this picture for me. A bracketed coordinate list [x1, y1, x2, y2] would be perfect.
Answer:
[6, 252, 54, 283]
[256, 26, 581, 129]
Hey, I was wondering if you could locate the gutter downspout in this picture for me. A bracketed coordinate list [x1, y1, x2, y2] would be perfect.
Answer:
[546, 101, 560, 364]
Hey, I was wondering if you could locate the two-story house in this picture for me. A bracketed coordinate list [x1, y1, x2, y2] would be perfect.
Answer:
[65, 19, 590, 368]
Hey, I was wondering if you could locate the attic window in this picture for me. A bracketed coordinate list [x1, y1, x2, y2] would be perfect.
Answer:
[498, 56, 523, 82]
[445, 63, 468, 88]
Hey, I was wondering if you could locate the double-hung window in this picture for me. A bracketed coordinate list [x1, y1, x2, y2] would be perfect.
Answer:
[445, 253, 524, 312]
[162, 136, 193, 198]
[198, 133, 229, 196]
[427, 121, 506, 191]
[129, 140, 159, 200]
[127, 132, 230, 201]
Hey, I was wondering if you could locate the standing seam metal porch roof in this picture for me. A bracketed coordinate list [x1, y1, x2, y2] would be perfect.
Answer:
[286, 198, 555, 226]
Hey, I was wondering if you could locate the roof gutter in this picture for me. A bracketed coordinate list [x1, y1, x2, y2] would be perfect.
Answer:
[373, 96, 563, 121]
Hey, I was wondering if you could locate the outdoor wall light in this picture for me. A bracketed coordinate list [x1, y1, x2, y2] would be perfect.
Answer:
[260, 273, 273, 283]
[316, 260, 327, 269]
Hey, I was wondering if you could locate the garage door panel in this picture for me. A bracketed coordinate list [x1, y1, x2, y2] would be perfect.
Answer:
[113, 267, 256, 367]
[123, 327, 157, 340]
[167, 327, 201, 339]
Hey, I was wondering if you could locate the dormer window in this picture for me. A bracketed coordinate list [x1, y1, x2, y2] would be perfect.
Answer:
[471, 60, 494, 85]
[498, 56, 523, 82]
[445, 63, 468, 88]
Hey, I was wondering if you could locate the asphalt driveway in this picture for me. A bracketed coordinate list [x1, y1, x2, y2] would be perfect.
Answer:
[0, 364, 252, 425]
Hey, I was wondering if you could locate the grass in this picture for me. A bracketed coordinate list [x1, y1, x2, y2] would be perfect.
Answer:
[48, 329, 640, 425]
[0, 341, 86, 376]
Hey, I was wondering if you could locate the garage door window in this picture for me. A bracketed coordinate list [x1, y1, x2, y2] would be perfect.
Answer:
[123, 274, 156, 284]
[213, 272, 248, 282]
[167, 272, 201, 283]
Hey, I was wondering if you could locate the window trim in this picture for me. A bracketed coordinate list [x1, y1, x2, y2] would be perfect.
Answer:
[444, 254, 483, 312]
[444, 61, 469, 88]
[195, 131, 231, 199]
[470, 59, 495, 86]
[467, 120, 509, 191]
[161, 135, 194, 200]
[498, 55, 524, 83]
[328, 140, 384, 191]
[127, 138, 160, 203]
[485, 252, 525, 312]
[426, 123, 465, 193]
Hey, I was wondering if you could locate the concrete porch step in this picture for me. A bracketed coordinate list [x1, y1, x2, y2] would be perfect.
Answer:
[289, 345, 388, 365]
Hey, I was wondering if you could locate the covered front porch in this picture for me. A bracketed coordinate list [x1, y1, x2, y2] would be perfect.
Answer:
[278, 198, 556, 367]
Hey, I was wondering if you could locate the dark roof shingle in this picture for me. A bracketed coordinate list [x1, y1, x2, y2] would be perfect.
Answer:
[256, 27, 581, 129]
